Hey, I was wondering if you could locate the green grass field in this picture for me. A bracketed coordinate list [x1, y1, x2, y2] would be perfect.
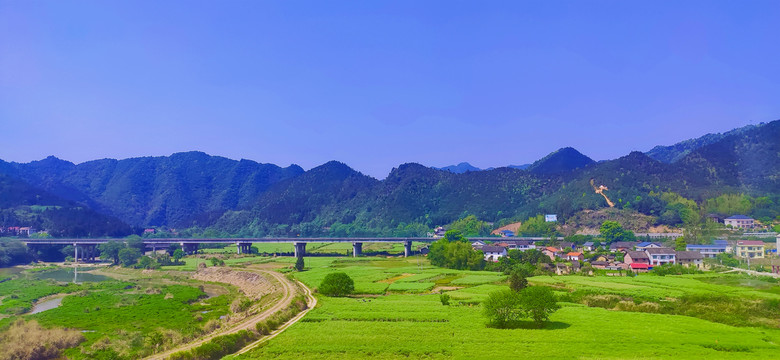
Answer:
[235, 256, 780, 359]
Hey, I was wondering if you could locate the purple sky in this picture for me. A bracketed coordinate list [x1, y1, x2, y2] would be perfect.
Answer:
[2, 1, 779, 179]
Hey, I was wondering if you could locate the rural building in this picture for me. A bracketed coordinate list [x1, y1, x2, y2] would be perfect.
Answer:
[545, 214, 558, 222]
[566, 252, 583, 261]
[502, 240, 536, 251]
[686, 240, 729, 258]
[629, 263, 652, 273]
[624, 251, 650, 265]
[582, 241, 599, 252]
[18, 227, 34, 236]
[645, 247, 676, 265]
[590, 260, 609, 269]
[558, 242, 575, 251]
[636, 242, 662, 251]
[482, 245, 508, 262]
[676, 251, 704, 268]
[543, 246, 561, 261]
[471, 240, 486, 247]
[609, 242, 638, 252]
[724, 215, 755, 229]
[735, 240, 765, 258]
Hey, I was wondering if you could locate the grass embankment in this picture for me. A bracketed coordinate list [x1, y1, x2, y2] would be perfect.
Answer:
[237, 256, 780, 359]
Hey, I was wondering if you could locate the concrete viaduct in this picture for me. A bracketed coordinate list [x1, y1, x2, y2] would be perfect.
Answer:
[22, 237, 547, 262]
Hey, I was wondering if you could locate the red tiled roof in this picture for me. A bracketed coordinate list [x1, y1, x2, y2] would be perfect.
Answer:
[630, 263, 652, 269]
[545, 247, 560, 252]
[567, 252, 582, 256]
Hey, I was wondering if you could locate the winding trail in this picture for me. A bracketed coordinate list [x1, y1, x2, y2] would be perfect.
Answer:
[233, 280, 317, 356]
[145, 269, 298, 360]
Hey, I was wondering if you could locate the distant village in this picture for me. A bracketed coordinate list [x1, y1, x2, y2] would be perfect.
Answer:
[428, 214, 779, 275]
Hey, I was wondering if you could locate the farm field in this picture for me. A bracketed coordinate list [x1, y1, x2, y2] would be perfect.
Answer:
[235, 256, 780, 359]
[0, 267, 246, 359]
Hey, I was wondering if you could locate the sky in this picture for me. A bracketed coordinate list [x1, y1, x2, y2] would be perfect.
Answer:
[1, 1, 779, 179]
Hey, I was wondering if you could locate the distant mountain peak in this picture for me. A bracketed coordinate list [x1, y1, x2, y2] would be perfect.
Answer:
[527, 147, 595, 174]
[434, 162, 481, 173]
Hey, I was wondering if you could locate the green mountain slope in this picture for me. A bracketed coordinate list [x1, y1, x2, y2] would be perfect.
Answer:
[645, 122, 768, 163]
[2, 152, 303, 227]
[527, 147, 595, 174]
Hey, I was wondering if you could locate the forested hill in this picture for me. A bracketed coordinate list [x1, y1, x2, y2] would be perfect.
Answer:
[0, 152, 303, 227]
[0, 173, 132, 237]
[645, 122, 768, 163]
[0, 120, 778, 236]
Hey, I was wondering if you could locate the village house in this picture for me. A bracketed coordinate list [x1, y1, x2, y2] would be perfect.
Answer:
[686, 240, 729, 258]
[624, 251, 650, 266]
[636, 242, 662, 251]
[506, 240, 536, 251]
[645, 247, 676, 265]
[558, 242, 575, 252]
[735, 240, 765, 259]
[543, 246, 561, 261]
[433, 226, 447, 238]
[566, 252, 583, 261]
[629, 263, 652, 273]
[481, 245, 508, 262]
[471, 240, 486, 248]
[18, 227, 34, 236]
[590, 260, 609, 269]
[609, 241, 638, 253]
[499, 229, 515, 237]
[582, 241, 599, 252]
[676, 251, 704, 268]
[724, 215, 755, 229]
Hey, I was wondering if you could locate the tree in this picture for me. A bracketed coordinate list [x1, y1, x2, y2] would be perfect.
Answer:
[118, 247, 142, 267]
[295, 256, 305, 271]
[674, 237, 687, 251]
[126, 235, 145, 253]
[167, 243, 181, 256]
[173, 249, 185, 262]
[508, 263, 533, 292]
[520, 286, 560, 326]
[98, 240, 125, 265]
[482, 289, 522, 327]
[428, 230, 485, 270]
[319, 272, 355, 297]
[599, 221, 635, 243]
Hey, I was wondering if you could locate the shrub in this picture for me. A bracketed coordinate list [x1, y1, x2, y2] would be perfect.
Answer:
[520, 286, 560, 326]
[319, 272, 355, 297]
[482, 289, 522, 327]
[439, 293, 451, 306]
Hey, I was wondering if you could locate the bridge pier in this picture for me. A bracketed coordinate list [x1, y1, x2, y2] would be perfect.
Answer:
[181, 243, 199, 255]
[74, 244, 79, 264]
[294, 242, 306, 259]
[236, 242, 251, 254]
[352, 242, 363, 257]
[404, 241, 413, 257]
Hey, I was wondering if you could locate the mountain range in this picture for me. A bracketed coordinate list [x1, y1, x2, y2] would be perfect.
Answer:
[1, 120, 778, 237]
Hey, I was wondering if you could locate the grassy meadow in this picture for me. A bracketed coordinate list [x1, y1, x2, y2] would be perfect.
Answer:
[235, 256, 780, 359]
[0, 267, 240, 359]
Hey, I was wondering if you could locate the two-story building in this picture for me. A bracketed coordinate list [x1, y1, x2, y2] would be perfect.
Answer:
[724, 215, 755, 229]
[645, 247, 676, 265]
[624, 251, 650, 265]
[676, 251, 704, 268]
[735, 240, 765, 258]
[686, 240, 729, 258]
[481, 245, 508, 262]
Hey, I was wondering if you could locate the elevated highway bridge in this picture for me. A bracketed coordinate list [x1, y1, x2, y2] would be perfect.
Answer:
[22, 237, 547, 261]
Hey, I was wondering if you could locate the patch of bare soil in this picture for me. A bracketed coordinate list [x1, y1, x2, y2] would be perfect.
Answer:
[378, 273, 414, 284]
[192, 267, 274, 299]
[491, 221, 523, 235]
[431, 286, 464, 293]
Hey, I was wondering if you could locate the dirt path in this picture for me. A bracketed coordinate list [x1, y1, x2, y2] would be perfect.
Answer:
[233, 280, 317, 356]
[145, 270, 297, 360]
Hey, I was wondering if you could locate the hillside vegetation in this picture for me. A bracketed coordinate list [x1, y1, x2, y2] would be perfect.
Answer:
[0, 120, 778, 237]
